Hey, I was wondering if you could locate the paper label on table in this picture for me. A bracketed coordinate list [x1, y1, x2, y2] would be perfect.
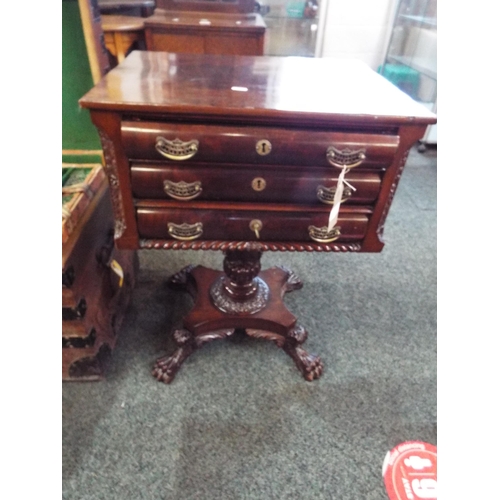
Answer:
[110, 259, 124, 288]
[382, 441, 437, 500]
[328, 165, 348, 231]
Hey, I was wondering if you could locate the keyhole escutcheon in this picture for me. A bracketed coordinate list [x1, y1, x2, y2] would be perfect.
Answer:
[256, 139, 272, 156]
[252, 177, 267, 192]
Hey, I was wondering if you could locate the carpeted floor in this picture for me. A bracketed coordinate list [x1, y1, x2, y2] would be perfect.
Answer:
[62, 145, 437, 500]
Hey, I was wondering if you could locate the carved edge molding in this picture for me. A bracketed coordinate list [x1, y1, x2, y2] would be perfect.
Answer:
[139, 240, 362, 252]
[97, 130, 127, 239]
[376, 148, 410, 239]
[210, 276, 270, 315]
[246, 329, 285, 347]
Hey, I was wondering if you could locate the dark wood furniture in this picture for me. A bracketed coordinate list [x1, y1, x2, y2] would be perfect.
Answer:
[77, 0, 112, 84]
[63, 1, 139, 382]
[98, 0, 156, 17]
[63, 177, 138, 381]
[143, 10, 266, 56]
[101, 14, 146, 64]
[80, 51, 436, 384]
[155, 0, 254, 14]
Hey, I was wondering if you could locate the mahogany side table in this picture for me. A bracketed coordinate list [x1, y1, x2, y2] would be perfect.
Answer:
[80, 51, 436, 383]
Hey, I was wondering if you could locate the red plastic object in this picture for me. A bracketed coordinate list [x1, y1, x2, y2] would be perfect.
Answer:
[382, 441, 437, 500]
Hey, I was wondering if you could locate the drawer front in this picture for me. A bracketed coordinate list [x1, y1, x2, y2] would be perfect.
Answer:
[122, 121, 399, 169]
[130, 163, 381, 205]
[136, 206, 368, 243]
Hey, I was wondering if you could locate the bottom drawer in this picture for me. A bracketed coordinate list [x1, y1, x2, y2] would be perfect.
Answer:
[136, 206, 369, 243]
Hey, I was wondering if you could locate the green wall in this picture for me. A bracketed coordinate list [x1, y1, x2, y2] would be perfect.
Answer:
[62, 0, 101, 151]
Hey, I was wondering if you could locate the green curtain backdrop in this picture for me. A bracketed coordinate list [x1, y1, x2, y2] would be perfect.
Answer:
[62, 0, 101, 151]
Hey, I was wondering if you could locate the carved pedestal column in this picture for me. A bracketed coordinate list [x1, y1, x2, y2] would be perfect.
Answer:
[210, 245, 268, 314]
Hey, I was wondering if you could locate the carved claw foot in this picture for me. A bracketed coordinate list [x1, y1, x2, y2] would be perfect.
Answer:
[153, 328, 234, 384]
[277, 265, 303, 293]
[152, 329, 195, 384]
[287, 347, 324, 381]
[167, 265, 195, 291]
[283, 324, 324, 381]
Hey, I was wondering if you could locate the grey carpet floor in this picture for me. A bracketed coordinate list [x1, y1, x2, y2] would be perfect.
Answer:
[62, 146, 437, 500]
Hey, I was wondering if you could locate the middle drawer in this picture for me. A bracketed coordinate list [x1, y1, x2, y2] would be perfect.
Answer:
[130, 163, 382, 205]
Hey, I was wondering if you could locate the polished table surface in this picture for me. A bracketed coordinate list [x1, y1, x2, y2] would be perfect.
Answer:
[80, 51, 436, 126]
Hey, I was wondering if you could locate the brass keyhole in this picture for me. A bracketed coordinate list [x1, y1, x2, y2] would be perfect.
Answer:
[256, 139, 272, 156]
[251, 177, 266, 191]
[249, 219, 263, 239]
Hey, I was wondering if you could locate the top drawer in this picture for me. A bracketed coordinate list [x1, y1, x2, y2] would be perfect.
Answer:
[121, 121, 399, 169]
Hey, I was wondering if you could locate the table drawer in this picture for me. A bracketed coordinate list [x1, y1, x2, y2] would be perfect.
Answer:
[136, 204, 369, 243]
[130, 163, 382, 205]
[122, 121, 399, 169]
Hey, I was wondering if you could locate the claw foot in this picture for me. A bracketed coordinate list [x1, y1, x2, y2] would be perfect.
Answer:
[283, 324, 323, 381]
[167, 265, 195, 291]
[152, 355, 181, 384]
[293, 348, 324, 381]
[152, 328, 195, 384]
[277, 265, 303, 293]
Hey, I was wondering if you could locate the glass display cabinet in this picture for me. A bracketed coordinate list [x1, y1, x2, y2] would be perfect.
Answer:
[258, 0, 322, 57]
[380, 0, 437, 150]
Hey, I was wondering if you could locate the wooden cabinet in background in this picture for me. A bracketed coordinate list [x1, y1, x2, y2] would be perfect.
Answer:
[98, 0, 266, 58]
[155, 0, 255, 14]
[144, 9, 266, 55]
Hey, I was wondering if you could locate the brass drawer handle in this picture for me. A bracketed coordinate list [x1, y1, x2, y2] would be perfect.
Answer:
[163, 180, 202, 201]
[317, 185, 353, 204]
[168, 222, 203, 241]
[308, 225, 341, 243]
[326, 146, 366, 169]
[155, 137, 199, 161]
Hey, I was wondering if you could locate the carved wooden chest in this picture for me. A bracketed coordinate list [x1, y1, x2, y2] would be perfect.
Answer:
[63, 176, 138, 381]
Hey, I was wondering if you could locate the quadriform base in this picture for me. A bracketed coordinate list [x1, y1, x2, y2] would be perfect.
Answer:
[152, 244, 323, 383]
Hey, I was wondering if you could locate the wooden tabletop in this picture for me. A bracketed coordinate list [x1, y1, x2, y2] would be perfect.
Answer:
[79, 51, 437, 127]
[101, 14, 145, 31]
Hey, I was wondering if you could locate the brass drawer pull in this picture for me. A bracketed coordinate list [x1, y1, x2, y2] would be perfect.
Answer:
[168, 222, 203, 241]
[326, 146, 366, 169]
[308, 225, 341, 243]
[317, 185, 353, 204]
[249, 219, 263, 239]
[163, 180, 202, 201]
[155, 137, 199, 161]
